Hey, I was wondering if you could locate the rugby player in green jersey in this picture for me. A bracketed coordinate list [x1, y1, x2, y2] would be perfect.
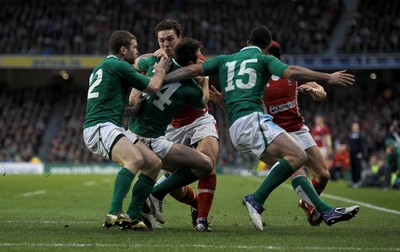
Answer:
[164, 26, 359, 231]
[83, 30, 171, 231]
[126, 38, 213, 229]
[134, 20, 219, 232]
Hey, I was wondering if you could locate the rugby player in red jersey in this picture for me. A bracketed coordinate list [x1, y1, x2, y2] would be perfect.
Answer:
[262, 41, 330, 225]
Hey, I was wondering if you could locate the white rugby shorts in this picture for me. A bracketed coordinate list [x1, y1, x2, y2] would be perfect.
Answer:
[165, 112, 218, 146]
[229, 112, 285, 159]
[288, 125, 317, 151]
[83, 122, 138, 160]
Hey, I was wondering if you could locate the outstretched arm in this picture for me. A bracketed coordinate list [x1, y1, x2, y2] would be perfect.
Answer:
[164, 64, 205, 83]
[283, 66, 355, 87]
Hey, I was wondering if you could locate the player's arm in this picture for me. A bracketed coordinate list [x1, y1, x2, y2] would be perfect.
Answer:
[124, 89, 144, 117]
[194, 76, 210, 104]
[297, 82, 327, 101]
[133, 53, 154, 71]
[282, 66, 354, 87]
[142, 57, 172, 94]
[326, 132, 333, 159]
[164, 64, 205, 83]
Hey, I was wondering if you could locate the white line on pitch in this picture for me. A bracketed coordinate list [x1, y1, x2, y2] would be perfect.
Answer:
[22, 190, 46, 197]
[83, 181, 96, 186]
[0, 243, 399, 251]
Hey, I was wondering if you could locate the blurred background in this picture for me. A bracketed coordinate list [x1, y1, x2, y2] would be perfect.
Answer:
[0, 0, 399, 187]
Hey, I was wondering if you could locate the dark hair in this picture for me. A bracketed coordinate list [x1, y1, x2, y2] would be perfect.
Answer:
[155, 19, 182, 38]
[269, 40, 282, 59]
[108, 30, 136, 54]
[248, 26, 272, 50]
[174, 38, 202, 66]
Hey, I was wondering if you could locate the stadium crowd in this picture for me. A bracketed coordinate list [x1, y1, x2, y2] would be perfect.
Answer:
[5, 0, 398, 55]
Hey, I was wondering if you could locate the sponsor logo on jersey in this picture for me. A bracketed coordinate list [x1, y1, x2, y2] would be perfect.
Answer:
[269, 99, 297, 114]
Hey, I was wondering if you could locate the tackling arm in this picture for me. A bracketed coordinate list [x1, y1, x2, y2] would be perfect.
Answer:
[164, 64, 205, 83]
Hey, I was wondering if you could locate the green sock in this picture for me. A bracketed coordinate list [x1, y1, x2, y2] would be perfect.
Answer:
[109, 168, 135, 213]
[126, 173, 155, 219]
[291, 175, 332, 213]
[152, 168, 198, 200]
[253, 158, 294, 205]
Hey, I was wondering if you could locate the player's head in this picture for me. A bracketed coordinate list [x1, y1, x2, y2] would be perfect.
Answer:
[314, 115, 325, 125]
[108, 30, 138, 64]
[247, 26, 272, 52]
[351, 121, 360, 132]
[173, 38, 202, 66]
[155, 19, 182, 57]
[268, 40, 282, 59]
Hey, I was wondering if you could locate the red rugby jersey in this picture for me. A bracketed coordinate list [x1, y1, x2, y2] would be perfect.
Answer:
[263, 75, 304, 132]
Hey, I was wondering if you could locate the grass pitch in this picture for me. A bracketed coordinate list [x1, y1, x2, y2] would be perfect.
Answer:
[1, 174, 399, 251]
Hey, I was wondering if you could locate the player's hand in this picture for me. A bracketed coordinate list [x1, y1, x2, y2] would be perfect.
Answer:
[153, 49, 168, 58]
[154, 57, 172, 73]
[297, 85, 315, 95]
[328, 70, 355, 87]
[209, 85, 224, 107]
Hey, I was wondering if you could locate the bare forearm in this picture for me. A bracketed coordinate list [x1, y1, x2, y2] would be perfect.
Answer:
[284, 66, 330, 84]
[164, 64, 204, 83]
[144, 69, 166, 94]
[283, 66, 354, 87]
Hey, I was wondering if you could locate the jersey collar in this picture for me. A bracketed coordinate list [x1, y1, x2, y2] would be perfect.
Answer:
[240, 46, 262, 52]
[172, 58, 181, 67]
[107, 55, 118, 59]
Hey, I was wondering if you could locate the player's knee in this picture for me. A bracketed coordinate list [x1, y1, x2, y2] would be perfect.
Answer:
[199, 156, 213, 177]
[317, 169, 330, 184]
[148, 156, 162, 171]
[123, 156, 144, 173]
[297, 149, 308, 165]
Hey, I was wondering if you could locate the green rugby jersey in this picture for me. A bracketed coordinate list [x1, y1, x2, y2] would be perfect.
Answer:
[128, 61, 205, 138]
[202, 46, 288, 125]
[83, 55, 150, 128]
[137, 56, 159, 74]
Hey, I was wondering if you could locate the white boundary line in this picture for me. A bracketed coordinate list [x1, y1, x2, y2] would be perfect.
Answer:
[0, 243, 399, 251]
[22, 190, 46, 197]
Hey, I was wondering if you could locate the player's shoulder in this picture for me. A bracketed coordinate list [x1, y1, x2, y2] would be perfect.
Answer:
[103, 56, 131, 70]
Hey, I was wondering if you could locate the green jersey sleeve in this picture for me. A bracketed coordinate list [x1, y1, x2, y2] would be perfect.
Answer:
[137, 56, 159, 73]
[202, 55, 228, 76]
[116, 60, 150, 91]
[260, 55, 288, 77]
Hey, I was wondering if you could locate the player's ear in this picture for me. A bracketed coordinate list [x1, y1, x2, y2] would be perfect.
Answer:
[120, 46, 127, 55]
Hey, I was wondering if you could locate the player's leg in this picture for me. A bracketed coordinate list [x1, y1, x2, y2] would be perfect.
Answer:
[105, 135, 144, 229]
[152, 143, 213, 202]
[232, 113, 306, 230]
[192, 135, 218, 231]
[289, 130, 330, 225]
[305, 146, 330, 195]
[125, 140, 161, 230]
[252, 131, 307, 204]
[82, 123, 144, 229]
